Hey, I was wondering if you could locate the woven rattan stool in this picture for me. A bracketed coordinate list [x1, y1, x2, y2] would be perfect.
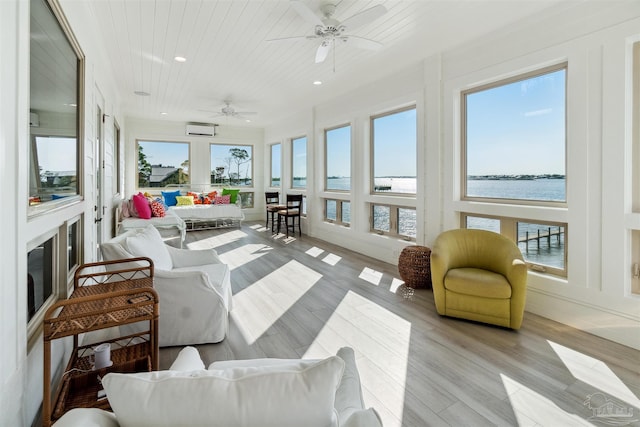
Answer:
[398, 246, 432, 289]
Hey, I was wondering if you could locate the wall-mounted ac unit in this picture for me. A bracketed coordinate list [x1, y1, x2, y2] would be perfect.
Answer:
[186, 123, 216, 137]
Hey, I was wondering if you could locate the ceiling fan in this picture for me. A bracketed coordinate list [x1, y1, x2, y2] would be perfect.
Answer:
[269, 1, 388, 64]
[204, 100, 258, 121]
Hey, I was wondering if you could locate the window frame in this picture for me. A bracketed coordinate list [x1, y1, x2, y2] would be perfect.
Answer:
[370, 105, 417, 196]
[28, 0, 85, 216]
[324, 124, 352, 193]
[369, 203, 416, 241]
[324, 198, 350, 227]
[461, 213, 568, 277]
[209, 143, 254, 187]
[291, 135, 307, 189]
[137, 140, 191, 189]
[461, 63, 568, 207]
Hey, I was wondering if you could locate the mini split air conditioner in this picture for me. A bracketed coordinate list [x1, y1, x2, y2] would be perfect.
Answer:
[186, 123, 216, 137]
[30, 112, 39, 127]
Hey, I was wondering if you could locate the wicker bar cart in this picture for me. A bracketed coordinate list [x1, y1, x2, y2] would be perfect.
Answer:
[43, 258, 159, 427]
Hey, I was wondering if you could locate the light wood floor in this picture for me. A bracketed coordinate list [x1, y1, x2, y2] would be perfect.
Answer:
[160, 222, 640, 427]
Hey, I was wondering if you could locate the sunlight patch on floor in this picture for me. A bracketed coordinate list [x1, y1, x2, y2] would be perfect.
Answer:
[249, 224, 263, 230]
[359, 267, 383, 285]
[303, 291, 410, 427]
[217, 243, 272, 271]
[389, 278, 404, 293]
[548, 341, 640, 408]
[322, 253, 341, 266]
[306, 246, 324, 257]
[501, 374, 594, 426]
[231, 260, 322, 345]
[186, 229, 248, 250]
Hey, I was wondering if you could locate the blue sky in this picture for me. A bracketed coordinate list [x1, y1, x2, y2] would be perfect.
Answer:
[211, 144, 253, 179]
[326, 125, 351, 177]
[373, 108, 417, 177]
[138, 141, 188, 168]
[466, 68, 566, 175]
[292, 136, 307, 178]
[270, 143, 281, 178]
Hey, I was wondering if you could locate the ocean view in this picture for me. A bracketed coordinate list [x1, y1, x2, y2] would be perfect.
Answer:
[320, 176, 565, 268]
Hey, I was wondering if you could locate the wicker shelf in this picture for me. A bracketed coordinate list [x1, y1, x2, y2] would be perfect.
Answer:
[43, 258, 159, 427]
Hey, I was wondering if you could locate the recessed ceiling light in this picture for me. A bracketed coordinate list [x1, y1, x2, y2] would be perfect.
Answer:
[134, 91, 150, 96]
[174, 56, 187, 62]
[313, 81, 322, 85]
[245, 119, 251, 123]
[160, 112, 168, 115]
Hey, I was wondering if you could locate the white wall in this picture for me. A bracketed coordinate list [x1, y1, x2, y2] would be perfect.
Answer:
[265, 3, 640, 349]
[0, 0, 125, 424]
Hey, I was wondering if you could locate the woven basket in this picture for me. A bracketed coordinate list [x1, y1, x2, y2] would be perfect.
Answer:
[398, 246, 432, 289]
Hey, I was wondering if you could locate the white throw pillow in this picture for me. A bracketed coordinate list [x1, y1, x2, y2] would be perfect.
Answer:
[102, 356, 345, 427]
[169, 346, 205, 371]
[125, 225, 172, 271]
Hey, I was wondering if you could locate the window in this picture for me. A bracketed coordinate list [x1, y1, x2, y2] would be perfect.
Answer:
[208, 144, 252, 187]
[371, 107, 417, 194]
[29, 0, 83, 211]
[138, 141, 190, 188]
[210, 144, 253, 187]
[371, 204, 416, 240]
[325, 125, 351, 191]
[463, 214, 567, 276]
[239, 192, 254, 208]
[27, 235, 55, 322]
[270, 144, 281, 187]
[463, 65, 566, 204]
[67, 218, 81, 272]
[324, 199, 350, 226]
[292, 136, 307, 188]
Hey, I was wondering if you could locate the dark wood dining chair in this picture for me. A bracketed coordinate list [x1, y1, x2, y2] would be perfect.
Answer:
[277, 194, 302, 237]
[265, 192, 284, 232]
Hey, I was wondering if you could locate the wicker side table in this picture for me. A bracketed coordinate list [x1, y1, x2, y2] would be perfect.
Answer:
[398, 246, 432, 289]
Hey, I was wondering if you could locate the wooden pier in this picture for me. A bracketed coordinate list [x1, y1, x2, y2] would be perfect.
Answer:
[518, 227, 563, 253]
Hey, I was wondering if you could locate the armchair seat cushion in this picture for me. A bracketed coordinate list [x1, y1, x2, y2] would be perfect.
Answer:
[445, 267, 512, 298]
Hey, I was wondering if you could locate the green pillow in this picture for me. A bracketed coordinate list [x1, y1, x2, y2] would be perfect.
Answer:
[222, 188, 240, 204]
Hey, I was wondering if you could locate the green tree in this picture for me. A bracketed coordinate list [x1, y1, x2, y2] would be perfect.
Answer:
[229, 148, 250, 185]
[138, 145, 152, 187]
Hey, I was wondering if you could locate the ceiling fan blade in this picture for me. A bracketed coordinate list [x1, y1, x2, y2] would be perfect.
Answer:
[340, 4, 387, 31]
[266, 35, 311, 43]
[315, 41, 332, 63]
[236, 111, 258, 115]
[340, 35, 383, 51]
[290, 0, 323, 26]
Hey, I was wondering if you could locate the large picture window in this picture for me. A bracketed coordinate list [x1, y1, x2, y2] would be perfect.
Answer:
[29, 0, 83, 210]
[292, 136, 307, 189]
[270, 144, 281, 187]
[210, 144, 253, 186]
[325, 125, 351, 191]
[463, 65, 566, 204]
[371, 107, 417, 194]
[137, 141, 190, 188]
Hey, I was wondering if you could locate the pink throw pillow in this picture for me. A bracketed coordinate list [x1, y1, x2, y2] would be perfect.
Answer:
[121, 200, 131, 218]
[132, 193, 152, 219]
[214, 195, 231, 204]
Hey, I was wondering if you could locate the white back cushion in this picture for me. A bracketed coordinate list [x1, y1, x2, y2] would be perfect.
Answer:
[125, 225, 172, 270]
[102, 356, 345, 427]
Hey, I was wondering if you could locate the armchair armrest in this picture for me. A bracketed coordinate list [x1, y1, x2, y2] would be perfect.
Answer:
[166, 245, 222, 268]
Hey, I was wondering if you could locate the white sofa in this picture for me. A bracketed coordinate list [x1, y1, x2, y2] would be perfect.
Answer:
[100, 225, 233, 347]
[52, 346, 382, 427]
[169, 201, 244, 230]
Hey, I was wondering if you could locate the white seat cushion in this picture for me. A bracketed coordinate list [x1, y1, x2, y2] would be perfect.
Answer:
[102, 356, 345, 427]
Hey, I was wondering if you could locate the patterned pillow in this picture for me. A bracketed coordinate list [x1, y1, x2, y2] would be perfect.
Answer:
[150, 200, 166, 217]
[214, 195, 231, 204]
[207, 191, 218, 200]
[176, 195, 195, 206]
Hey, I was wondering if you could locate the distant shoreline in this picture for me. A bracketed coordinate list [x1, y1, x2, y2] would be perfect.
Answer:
[468, 174, 565, 181]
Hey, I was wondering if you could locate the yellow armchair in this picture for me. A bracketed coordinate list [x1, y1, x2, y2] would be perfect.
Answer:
[431, 229, 528, 329]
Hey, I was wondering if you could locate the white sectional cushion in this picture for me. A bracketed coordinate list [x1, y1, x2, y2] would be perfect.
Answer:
[51, 408, 119, 427]
[125, 225, 172, 270]
[102, 356, 345, 427]
[168, 346, 205, 371]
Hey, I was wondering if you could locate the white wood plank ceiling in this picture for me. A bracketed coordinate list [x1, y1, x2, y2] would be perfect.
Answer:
[69, 0, 573, 126]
